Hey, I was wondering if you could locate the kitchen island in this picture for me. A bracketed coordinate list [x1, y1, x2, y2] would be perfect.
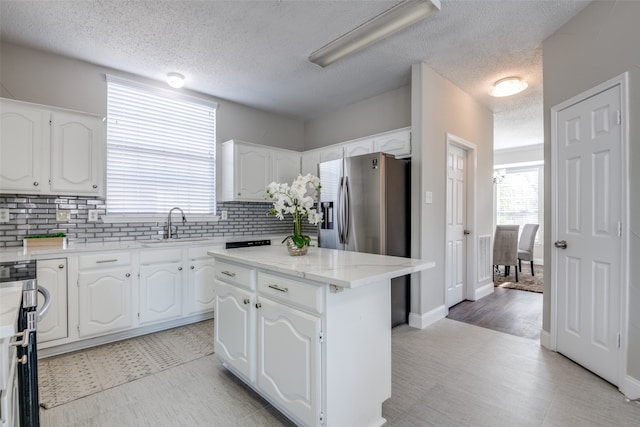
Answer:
[208, 245, 434, 427]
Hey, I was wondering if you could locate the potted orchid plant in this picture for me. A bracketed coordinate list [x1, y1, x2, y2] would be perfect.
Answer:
[266, 174, 323, 255]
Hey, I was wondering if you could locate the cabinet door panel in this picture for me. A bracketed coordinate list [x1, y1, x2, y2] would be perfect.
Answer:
[50, 111, 103, 196]
[272, 150, 300, 184]
[37, 259, 68, 343]
[139, 262, 183, 324]
[374, 129, 411, 157]
[236, 144, 270, 200]
[0, 101, 48, 193]
[78, 267, 132, 337]
[188, 259, 215, 314]
[215, 280, 255, 382]
[343, 138, 374, 158]
[257, 297, 321, 426]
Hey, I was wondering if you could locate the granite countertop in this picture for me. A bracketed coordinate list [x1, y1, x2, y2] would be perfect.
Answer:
[0, 234, 294, 262]
[208, 245, 435, 288]
[0, 285, 22, 339]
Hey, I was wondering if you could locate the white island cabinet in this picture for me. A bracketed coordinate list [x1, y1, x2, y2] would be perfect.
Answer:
[209, 245, 434, 427]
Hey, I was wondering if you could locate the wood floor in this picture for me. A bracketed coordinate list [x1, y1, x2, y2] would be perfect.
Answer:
[447, 287, 543, 340]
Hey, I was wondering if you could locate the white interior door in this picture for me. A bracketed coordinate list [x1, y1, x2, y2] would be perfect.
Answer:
[554, 84, 622, 385]
[446, 145, 467, 307]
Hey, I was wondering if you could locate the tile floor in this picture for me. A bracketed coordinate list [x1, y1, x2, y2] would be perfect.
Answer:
[40, 319, 640, 426]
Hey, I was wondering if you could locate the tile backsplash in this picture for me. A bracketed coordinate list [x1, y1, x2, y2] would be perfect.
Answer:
[0, 195, 316, 247]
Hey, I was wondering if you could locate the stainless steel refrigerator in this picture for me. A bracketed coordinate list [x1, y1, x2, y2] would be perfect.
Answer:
[318, 152, 410, 327]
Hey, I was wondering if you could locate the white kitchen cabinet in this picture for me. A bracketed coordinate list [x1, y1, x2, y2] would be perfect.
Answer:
[214, 279, 255, 382]
[36, 258, 68, 344]
[0, 98, 104, 197]
[318, 145, 343, 163]
[186, 247, 216, 315]
[220, 140, 301, 201]
[0, 99, 49, 193]
[49, 110, 104, 196]
[373, 128, 411, 158]
[301, 150, 321, 176]
[343, 137, 374, 158]
[139, 249, 183, 325]
[257, 296, 322, 426]
[78, 252, 133, 338]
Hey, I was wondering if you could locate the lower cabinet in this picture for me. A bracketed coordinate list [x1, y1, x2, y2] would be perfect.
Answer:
[257, 297, 322, 426]
[78, 252, 133, 338]
[187, 247, 216, 315]
[36, 258, 68, 343]
[139, 249, 183, 325]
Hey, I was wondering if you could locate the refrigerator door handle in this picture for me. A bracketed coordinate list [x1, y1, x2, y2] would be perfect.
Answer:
[337, 177, 345, 244]
[343, 176, 351, 244]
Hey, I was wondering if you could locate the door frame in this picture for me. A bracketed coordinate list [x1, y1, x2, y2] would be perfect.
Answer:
[550, 72, 629, 390]
[445, 133, 478, 304]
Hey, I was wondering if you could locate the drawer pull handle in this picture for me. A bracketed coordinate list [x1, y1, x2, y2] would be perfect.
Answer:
[268, 284, 289, 293]
[221, 270, 236, 278]
[96, 259, 118, 264]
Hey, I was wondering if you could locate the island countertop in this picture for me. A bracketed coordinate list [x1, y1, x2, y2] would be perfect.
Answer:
[207, 245, 434, 288]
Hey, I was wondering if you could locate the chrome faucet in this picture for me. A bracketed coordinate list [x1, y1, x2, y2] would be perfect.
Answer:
[166, 207, 187, 239]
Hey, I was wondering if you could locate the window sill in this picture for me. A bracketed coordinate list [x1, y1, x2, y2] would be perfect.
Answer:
[102, 215, 221, 224]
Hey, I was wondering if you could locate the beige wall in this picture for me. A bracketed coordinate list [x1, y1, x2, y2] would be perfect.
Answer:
[410, 63, 494, 323]
[543, 0, 640, 389]
[0, 42, 305, 151]
[303, 85, 411, 150]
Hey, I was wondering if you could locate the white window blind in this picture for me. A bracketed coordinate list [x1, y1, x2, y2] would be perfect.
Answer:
[496, 166, 540, 241]
[106, 75, 217, 215]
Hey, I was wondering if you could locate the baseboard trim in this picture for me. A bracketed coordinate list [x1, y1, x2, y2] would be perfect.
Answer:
[539, 328, 551, 349]
[473, 282, 494, 300]
[621, 374, 640, 400]
[39, 312, 214, 358]
[408, 305, 447, 329]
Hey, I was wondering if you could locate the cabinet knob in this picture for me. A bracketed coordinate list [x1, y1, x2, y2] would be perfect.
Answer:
[58, 264, 65, 269]
[125, 273, 131, 278]
[178, 267, 183, 271]
[33, 181, 39, 186]
[92, 184, 98, 189]
[255, 302, 262, 309]
[243, 299, 250, 305]
[190, 266, 195, 270]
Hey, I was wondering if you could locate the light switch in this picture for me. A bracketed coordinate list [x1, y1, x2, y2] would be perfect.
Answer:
[0, 209, 9, 223]
[56, 209, 71, 222]
[88, 210, 100, 222]
[424, 191, 433, 204]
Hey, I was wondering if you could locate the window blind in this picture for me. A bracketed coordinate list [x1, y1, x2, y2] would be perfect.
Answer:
[106, 75, 217, 215]
[496, 166, 540, 241]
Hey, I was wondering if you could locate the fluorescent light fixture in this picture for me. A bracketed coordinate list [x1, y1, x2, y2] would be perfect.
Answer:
[309, 0, 441, 68]
[166, 72, 185, 88]
[490, 77, 528, 97]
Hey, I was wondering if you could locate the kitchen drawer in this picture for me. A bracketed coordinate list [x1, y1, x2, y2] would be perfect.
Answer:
[215, 260, 254, 290]
[139, 248, 182, 264]
[257, 272, 324, 314]
[78, 252, 131, 269]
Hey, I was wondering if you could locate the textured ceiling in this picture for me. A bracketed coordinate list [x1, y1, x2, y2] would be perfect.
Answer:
[0, 0, 590, 150]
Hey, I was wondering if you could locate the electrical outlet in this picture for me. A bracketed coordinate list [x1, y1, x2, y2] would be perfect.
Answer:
[0, 267, 9, 279]
[87, 210, 100, 222]
[56, 209, 71, 222]
[220, 210, 228, 220]
[0, 208, 9, 223]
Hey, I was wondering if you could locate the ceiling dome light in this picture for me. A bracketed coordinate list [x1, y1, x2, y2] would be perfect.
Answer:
[490, 77, 528, 97]
[166, 72, 185, 89]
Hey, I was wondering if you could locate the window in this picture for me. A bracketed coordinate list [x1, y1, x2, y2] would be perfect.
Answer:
[495, 165, 542, 241]
[106, 75, 217, 217]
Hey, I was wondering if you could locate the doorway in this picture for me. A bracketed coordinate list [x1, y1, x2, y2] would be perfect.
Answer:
[445, 134, 477, 307]
[551, 73, 629, 387]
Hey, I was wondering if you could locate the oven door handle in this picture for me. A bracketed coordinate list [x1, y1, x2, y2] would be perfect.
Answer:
[37, 285, 52, 322]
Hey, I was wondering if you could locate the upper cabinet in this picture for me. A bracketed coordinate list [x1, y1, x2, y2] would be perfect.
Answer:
[220, 140, 301, 202]
[0, 98, 105, 197]
[373, 128, 411, 158]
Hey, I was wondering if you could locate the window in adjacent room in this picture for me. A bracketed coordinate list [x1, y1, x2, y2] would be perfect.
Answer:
[105, 75, 217, 217]
[495, 164, 542, 242]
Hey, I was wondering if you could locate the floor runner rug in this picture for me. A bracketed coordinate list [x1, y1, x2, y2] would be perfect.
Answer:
[38, 319, 214, 409]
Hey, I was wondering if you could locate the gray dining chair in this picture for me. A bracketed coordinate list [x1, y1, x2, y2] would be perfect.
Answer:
[493, 224, 519, 282]
[518, 224, 539, 275]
